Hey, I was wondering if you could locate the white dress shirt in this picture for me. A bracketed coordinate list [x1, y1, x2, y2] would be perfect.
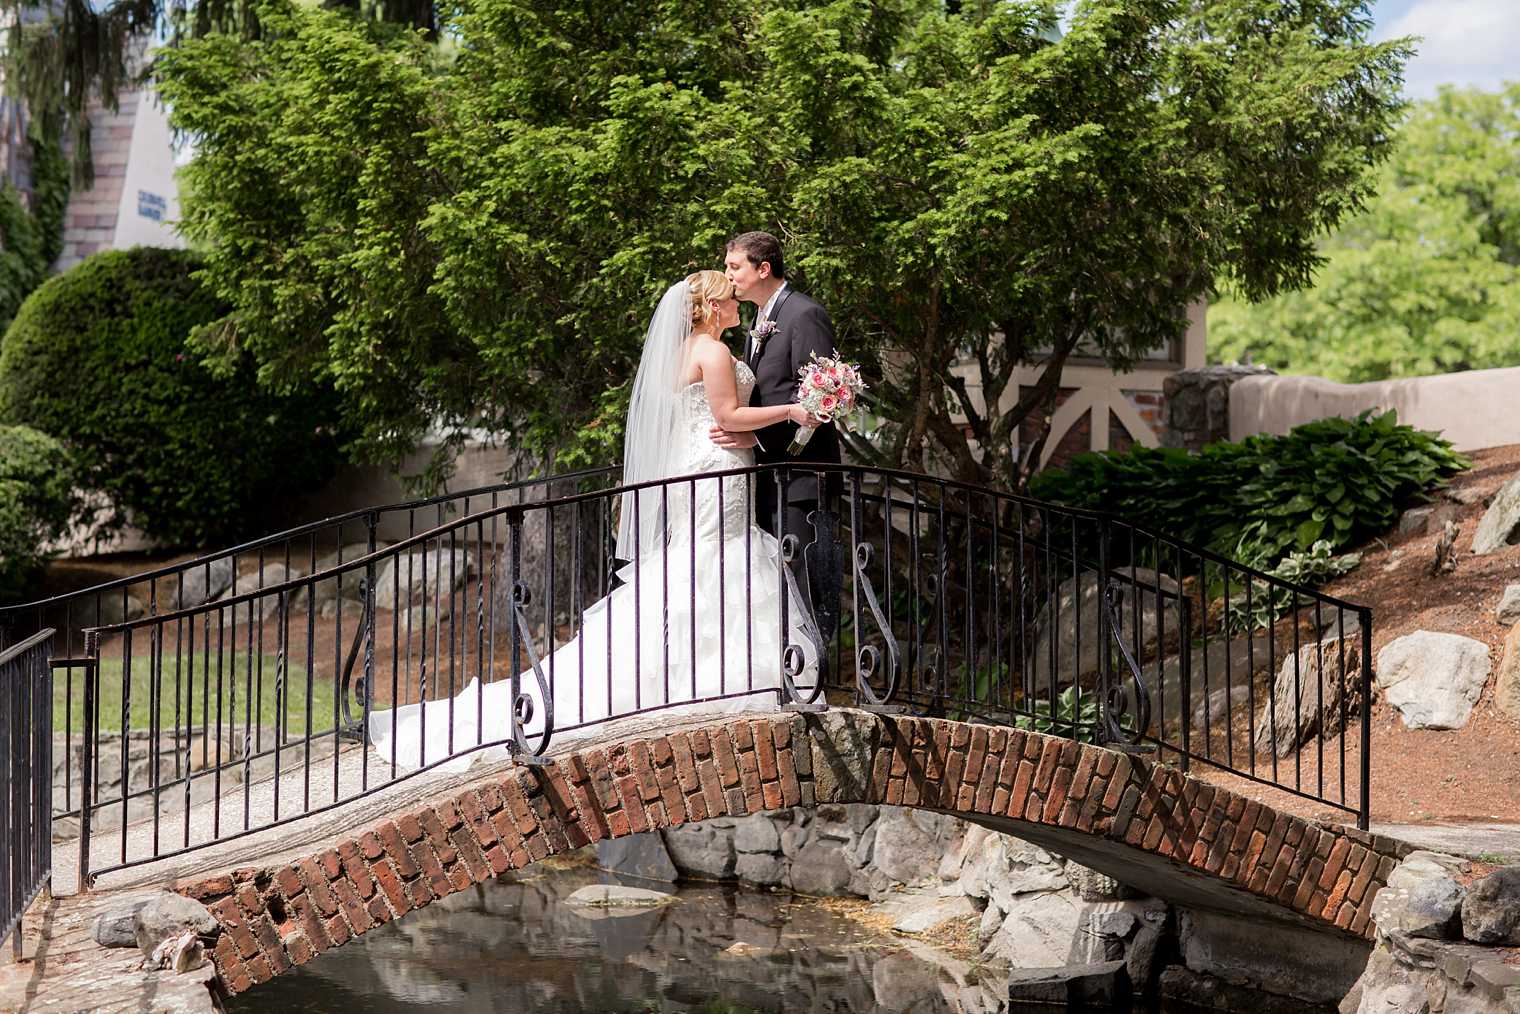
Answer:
[748, 281, 788, 361]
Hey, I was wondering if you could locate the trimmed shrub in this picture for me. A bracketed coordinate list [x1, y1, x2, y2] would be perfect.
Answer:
[0, 247, 340, 547]
[1029, 409, 1469, 568]
[0, 425, 76, 600]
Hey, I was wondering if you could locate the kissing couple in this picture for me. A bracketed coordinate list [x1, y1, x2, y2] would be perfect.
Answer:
[370, 231, 844, 772]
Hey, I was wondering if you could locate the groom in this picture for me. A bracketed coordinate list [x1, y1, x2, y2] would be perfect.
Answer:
[714, 231, 843, 642]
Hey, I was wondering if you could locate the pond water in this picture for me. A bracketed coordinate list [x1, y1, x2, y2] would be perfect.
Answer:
[226, 863, 1007, 1013]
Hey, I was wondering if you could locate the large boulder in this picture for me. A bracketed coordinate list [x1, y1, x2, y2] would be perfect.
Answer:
[662, 821, 737, 880]
[1255, 633, 1364, 757]
[170, 557, 235, 609]
[1496, 585, 1520, 626]
[374, 548, 474, 612]
[869, 808, 965, 888]
[1376, 632, 1491, 730]
[1370, 852, 1468, 941]
[596, 833, 677, 883]
[1471, 476, 1520, 555]
[1461, 867, 1520, 945]
[216, 562, 303, 624]
[1496, 622, 1520, 722]
[1031, 568, 1181, 686]
[1155, 632, 1275, 728]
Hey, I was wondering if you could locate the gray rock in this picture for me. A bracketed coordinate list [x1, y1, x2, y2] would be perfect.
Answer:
[93, 592, 147, 626]
[789, 842, 854, 896]
[734, 851, 787, 888]
[1497, 585, 1520, 626]
[1032, 568, 1181, 685]
[171, 558, 235, 609]
[596, 833, 677, 883]
[92, 900, 149, 947]
[869, 808, 965, 887]
[1376, 632, 1491, 730]
[661, 823, 735, 880]
[1496, 622, 1520, 722]
[978, 904, 1003, 946]
[1372, 852, 1467, 940]
[1461, 867, 1520, 945]
[1472, 477, 1520, 555]
[1255, 633, 1364, 757]
[320, 597, 365, 622]
[374, 548, 473, 612]
[134, 892, 217, 962]
[217, 563, 303, 624]
[778, 824, 808, 859]
[734, 815, 780, 855]
[1006, 960, 1131, 1007]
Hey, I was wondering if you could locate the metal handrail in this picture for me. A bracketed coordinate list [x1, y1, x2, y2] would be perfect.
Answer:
[2, 628, 53, 958]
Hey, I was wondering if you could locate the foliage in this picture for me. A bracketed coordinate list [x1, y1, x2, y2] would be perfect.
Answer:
[1210, 84, 1520, 381]
[1015, 686, 1100, 742]
[1224, 540, 1362, 635]
[1030, 410, 1469, 568]
[0, 247, 343, 547]
[0, 425, 76, 600]
[152, 0, 1409, 489]
[0, 121, 69, 333]
[2, 0, 438, 186]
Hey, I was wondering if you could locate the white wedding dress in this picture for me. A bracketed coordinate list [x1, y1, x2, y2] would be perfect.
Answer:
[368, 359, 820, 773]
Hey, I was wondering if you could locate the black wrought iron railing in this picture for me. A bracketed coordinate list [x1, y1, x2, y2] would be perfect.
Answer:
[1, 466, 621, 833]
[30, 463, 1373, 888]
[2, 629, 53, 957]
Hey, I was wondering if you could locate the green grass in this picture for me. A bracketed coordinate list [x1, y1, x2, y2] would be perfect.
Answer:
[51, 652, 338, 736]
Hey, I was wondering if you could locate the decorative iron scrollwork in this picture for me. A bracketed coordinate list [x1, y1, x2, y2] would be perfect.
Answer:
[1098, 581, 1152, 745]
[509, 580, 554, 762]
[852, 542, 901, 707]
[779, 533, 825, 707]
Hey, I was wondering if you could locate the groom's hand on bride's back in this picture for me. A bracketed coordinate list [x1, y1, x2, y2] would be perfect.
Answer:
[709, 425, 758, 450]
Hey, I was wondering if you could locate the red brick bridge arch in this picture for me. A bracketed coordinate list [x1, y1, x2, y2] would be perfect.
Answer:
[180, 710, 1406, 997]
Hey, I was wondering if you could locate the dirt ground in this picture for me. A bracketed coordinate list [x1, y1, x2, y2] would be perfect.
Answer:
[1189, 444, 1520, 826]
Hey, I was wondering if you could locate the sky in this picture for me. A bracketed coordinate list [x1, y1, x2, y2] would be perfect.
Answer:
[1372, 0, 1520, 98]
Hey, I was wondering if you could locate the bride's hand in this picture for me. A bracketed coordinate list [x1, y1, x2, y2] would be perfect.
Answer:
[788, 404, 813, 425]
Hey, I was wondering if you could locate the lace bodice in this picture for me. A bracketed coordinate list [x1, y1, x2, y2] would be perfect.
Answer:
[674, 359, 757, 537]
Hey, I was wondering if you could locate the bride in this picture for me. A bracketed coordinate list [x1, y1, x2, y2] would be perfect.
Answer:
[369, 271, 822, 772]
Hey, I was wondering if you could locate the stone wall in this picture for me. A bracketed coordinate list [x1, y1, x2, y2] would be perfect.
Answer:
[1162, 365, 1276, 451]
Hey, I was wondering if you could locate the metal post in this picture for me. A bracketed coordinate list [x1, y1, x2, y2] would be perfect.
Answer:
[1359, 607, 1373, 831]
[1178, 597, 1192, 774]
[78, 629, 98, 893]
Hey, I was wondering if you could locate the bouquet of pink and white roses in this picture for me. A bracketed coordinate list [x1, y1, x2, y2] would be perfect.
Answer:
[789, 352, 866, 454]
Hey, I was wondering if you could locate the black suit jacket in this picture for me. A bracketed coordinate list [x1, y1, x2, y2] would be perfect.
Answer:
[746, 286, 842, 504]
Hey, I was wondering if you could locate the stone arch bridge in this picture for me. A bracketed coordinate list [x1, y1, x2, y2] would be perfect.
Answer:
[179, 709, 1405, 997]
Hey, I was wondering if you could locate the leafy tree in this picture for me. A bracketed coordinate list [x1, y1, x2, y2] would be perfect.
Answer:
[155, 0, 1408, 491]
[1210, 84, 1520, 382]
[1, 0, 439, 185]
[0, 248, 343, 547]
[0, 425, 76, 601]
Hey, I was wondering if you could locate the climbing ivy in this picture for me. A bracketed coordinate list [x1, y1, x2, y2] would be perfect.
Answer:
[0, 118, 69, 333]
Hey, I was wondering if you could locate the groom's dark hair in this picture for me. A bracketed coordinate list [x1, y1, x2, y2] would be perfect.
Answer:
[727, 231, 786, 280]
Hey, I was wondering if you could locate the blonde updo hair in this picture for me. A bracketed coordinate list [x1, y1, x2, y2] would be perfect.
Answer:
[685, 269, 734, 330]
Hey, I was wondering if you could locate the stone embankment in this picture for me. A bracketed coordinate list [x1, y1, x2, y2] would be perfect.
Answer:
[608, 802, 1390, 1010]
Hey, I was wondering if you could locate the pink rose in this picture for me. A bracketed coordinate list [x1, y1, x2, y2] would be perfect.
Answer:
[820, 395, 838, 412]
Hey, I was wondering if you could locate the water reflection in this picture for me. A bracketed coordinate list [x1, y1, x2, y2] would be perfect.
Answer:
[228, 864, 1002, 1013]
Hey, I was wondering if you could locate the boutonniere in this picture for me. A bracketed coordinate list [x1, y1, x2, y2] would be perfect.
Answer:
[749, 319, 780, 356]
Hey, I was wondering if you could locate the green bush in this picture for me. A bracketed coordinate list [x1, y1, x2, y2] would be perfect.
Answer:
[0, 425, 76, 600]
[1029, 410, 1469, 568]
[0, 248, 341, 547]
